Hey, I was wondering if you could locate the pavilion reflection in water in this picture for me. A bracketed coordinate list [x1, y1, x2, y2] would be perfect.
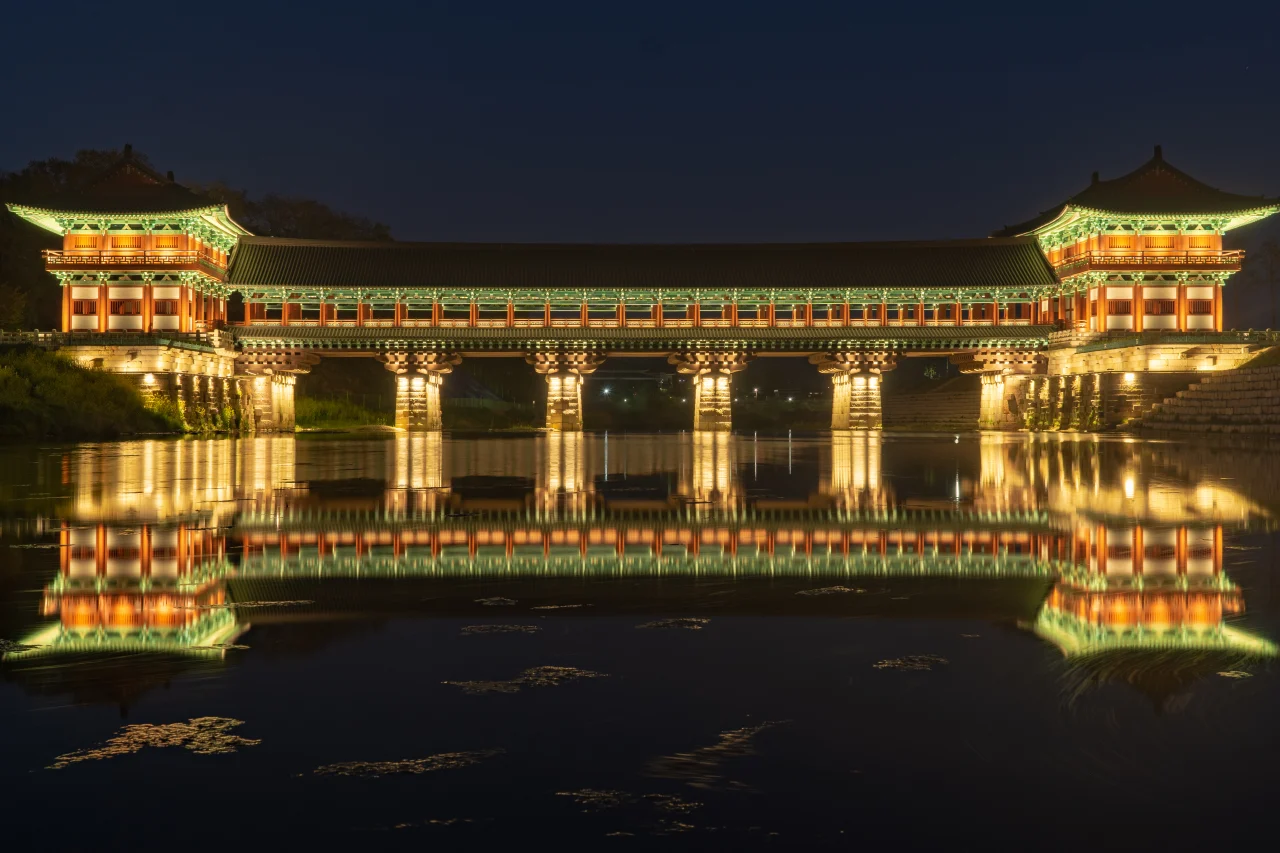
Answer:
[5, 432, 1276, 670]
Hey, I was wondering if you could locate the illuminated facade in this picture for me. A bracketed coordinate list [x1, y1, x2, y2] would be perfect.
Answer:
[7, 147, 1278, 433]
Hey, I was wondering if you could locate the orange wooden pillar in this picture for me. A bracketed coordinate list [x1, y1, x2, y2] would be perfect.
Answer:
[98, 283, 110, 332]
[1133, 283, 1143, 332]
[61, 286, 71, 332]
[1214, 285, 1224, 331]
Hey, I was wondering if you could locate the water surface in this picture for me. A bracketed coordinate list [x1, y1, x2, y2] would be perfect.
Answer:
[2, 431, 1278, 847]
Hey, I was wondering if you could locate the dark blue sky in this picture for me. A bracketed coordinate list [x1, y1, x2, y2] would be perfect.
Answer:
[6, 1, 1279, 243]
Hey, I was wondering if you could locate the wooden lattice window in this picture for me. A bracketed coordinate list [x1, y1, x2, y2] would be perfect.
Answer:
[1143, 235, 1175, 250]
[71, 300, 97, 315]
[153, 235, 181, 249]
[1106, 300, 1132, 315]
[153, 300, 178, 315]
[1143, 300, 1176, 315]
[109, 235, 142, 249]
[1187, 235, 1213, 249]
[1105, 235, 1132, 250]
[1188, 300, 1214, 315]
[109, 300, 142, 315]
[72, 235, 98, 249]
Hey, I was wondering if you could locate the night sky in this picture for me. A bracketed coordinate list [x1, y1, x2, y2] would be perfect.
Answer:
[6, 2, 1280, 243]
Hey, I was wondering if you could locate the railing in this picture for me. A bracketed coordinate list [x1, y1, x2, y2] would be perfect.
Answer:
[1055, 251, 1243, 274]
[1072, 329, 1280, 354]
[42, 250, 227, 274]
[0, 329, 223, 351]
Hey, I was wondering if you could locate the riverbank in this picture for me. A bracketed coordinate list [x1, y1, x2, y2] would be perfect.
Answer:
[0, 348, 181, 440]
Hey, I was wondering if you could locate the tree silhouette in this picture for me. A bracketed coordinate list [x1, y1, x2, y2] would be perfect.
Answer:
[1, 148, 393, 329]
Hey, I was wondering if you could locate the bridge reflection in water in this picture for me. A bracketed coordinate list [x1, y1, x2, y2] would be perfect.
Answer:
[5, 432, 1276, 684]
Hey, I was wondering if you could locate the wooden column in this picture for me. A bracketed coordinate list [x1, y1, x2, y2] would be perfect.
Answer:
[544, 301, 551, 327]
[1096, 288, 1107, 332]
[469, 300, 478, 327]
[843, 300, 851, 326]
[917, 300, 925, 326]
[142, 281, 154, 333]
[508, 301, 515, 327]
[1214, 284, 1224, 331]
[96, 283, 109, 332]
[992, 299, 999, 326]
[1176, 283, 1187, 331]
[879, 300, 887, 327]
[177, 286, 189, 333]
[61, 286, 71, 333]
[655, 302, 664, 327]
[955, 301, 962, 326]
[1133, 283, 1143, 332]
[580, 301, 588, 327]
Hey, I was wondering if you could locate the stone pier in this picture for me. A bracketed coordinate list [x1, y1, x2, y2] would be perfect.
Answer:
[526, 352, 606, 431]
[236, 349, 318, 433]
[810, 352, 897, 429]
[379, 352, 461, 431]
[669, 352, 752, 432]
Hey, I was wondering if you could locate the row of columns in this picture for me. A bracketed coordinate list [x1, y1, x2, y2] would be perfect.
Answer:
[376, 350, 914, 434]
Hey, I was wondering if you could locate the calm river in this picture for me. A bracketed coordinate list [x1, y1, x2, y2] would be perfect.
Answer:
[1, 432, 1277, 847]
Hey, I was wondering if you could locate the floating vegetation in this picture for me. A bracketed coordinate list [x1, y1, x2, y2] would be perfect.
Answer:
[644, 794, 703, 814]
[199, 600, 313, 610]
[314, 748, 504, 778]
[461, 625, 541, 636]
[48, 717, 260, 770]
[0, 639, 40, 653]
[475, 597, 517, 606]
[796, 586, 865, 596]
[1218, 670, 1253, 679]
[873, 655, 949, 671]
[443, 665, 608, 695]
[557, 789, 635, 811]
[531, 604, 592, 610]
[648, 721, 788, 789]
[636, 618, 710, 631]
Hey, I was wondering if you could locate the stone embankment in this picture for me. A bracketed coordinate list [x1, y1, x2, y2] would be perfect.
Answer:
[883, 376, 980, 431]
[1138, 356, 1280, 434]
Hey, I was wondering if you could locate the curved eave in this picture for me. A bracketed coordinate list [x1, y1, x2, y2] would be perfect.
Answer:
[1032, 611, 1278, 658]
[1025, 203, 1280, 238]
[5, 203, 252, 239]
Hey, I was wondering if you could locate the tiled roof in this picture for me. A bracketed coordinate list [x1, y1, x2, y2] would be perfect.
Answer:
[227, 237, 1057, 291]
[996, 147, 1280, 236]
[229, 324, 1054, 352]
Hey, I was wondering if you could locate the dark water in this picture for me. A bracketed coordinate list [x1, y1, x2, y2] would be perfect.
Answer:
[1, 431, 1278, 848]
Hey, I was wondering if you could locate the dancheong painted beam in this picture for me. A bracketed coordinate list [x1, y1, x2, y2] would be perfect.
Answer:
[229, 323, 1057, 354]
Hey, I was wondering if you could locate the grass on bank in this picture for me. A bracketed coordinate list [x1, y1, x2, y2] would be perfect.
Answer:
[0, 348, 180, 441]
[295, 396, 393, 429]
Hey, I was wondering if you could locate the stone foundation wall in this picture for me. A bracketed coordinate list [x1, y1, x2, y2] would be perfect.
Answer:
[58, 342, 295, 434]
